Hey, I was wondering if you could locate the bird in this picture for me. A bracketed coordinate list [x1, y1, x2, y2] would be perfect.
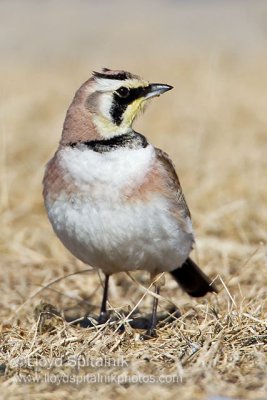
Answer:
[43, 68, 217, 338]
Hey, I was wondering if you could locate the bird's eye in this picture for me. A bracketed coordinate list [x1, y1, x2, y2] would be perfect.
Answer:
[116, 87, 130, 98]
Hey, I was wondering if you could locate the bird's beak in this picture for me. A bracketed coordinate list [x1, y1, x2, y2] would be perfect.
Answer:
[144, 83, 173, 100]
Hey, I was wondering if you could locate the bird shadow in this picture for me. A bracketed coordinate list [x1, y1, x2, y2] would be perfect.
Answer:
[65, 306, 181, 331]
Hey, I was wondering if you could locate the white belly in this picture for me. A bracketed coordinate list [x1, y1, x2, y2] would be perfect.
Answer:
[45, 145, 194, 275]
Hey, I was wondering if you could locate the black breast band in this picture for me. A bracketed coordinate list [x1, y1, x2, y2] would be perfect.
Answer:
[69, 132, 148, 153]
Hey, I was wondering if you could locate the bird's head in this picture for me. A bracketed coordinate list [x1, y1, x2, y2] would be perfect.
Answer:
[61, 68, 173, 144]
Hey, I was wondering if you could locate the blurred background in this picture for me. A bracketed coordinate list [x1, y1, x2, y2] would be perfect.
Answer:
[1, 0, 267, 318]
[1, 1, 267, 397]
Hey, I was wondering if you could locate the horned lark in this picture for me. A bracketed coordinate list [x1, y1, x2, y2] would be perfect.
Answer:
[43, 68, 217, 338]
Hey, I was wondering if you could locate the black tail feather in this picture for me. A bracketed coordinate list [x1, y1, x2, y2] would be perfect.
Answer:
[170, 257, 218, 297]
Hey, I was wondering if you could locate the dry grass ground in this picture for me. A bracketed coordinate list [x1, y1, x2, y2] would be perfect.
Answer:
[1, 1, 267, 399]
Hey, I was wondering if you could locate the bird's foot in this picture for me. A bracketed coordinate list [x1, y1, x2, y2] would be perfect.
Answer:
[139, 328, 158, 341]
[98, 311, 110, 325]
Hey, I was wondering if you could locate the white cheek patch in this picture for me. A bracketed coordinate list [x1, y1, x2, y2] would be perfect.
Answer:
[90, 77, 150, 136]
[98, 93, 113, 119]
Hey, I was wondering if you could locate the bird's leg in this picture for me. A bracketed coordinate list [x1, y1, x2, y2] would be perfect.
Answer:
[98, 274, 110, 324]
[145, 284, 160, 338]
[142, 273, 165, 339]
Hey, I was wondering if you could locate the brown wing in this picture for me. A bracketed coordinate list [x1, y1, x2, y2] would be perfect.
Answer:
[155, 148, 191, 219]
